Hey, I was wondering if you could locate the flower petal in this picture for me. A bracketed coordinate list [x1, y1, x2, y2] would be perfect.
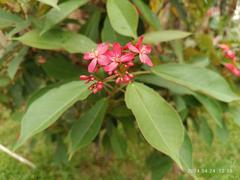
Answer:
[88, 59, 98, 73]
[98, 55, 110, 65]
[104, 62, 118, 72]
[141, 45, 151, 54]
[112, 43, 122, 57]
[83, 52, 95, 60]
[97, 43, 109, 55]
[225, 63, 240, 77]
[136, 35, 144, 48]
[127, 42, 140, 53]
[120, 53, 135, 62]
[105, 50, 115, 60]
[218, 44, 230, 51]
[140, 54, 153, 66]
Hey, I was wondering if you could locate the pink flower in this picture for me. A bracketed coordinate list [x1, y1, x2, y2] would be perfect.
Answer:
[104, 43, 134, 72]
[225, 63, 240, 77]
[127, 36, 153, 66]
[83, 43, 110, 73]
[218, 44, 230, 51]
[115, 72, 134, 84]
[89, 81, 104, 94]
[80, 75, 95, 83]
[225, 50, 236, 61]
[218, 44, 236, 61]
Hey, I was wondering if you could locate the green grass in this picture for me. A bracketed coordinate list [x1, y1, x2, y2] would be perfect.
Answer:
[0, 105, 240, 180]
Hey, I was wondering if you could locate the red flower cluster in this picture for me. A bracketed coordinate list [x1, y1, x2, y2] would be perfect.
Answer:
[80, 36, 153, 94]
[219, 44, 239, 77]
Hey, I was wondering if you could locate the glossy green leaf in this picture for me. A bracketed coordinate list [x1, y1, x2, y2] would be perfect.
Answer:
[53, 139, 68, 164]
[121, 117, 138, 143]
[101, 17, 131, 45]
[136, 74, 192, 95]
[107, 0, 138, 38]
[41, 0, 89, 34]
[216, 121, 229, 144]
[174, 96, 188, 120]
[15, 81, 91, 149]
[194, 94, 223, 127]
[228, 106, 240, 127]
[171, 40, 184, 63]
[81, 9, 101, 41]
[132, 0, 161, 30]
[180, 132, 193, 170]
[109, 104, 132, 118]
[38, 0, 59, 9]
[125, 82, 184, 166]
[14, 29, 96, 53]
[198, 116, 213, 146]
[143, 30, 191, 44]
[137, 74, 224, 126]
[110, 126, 127, 159]
[68, 98, 108, 157]
[41, 55, 82, 80]
[152, 63, 240, 102]
[146, 152, 173, 180]
[0, 9, 24, 29]
[7, 20, 31, 38]
[7, 47, 28, 79]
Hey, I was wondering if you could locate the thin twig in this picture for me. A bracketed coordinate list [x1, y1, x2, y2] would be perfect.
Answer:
[0, 144, 36, 169]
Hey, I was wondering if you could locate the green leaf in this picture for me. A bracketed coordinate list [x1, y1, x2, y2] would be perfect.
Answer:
[152, 63, 240, 102]
[7, 20, 31, 38]
[180, 132, 193, 170]
[216, 121, 229, 144]
[41, 55, 82, 80]
[137, 74, 224, 126]
[143, 30, 191, 44]
[0, 9, 24, 29]
[15, 81, 91, 149]
[14, 29, 96, 53]
[110, 125, 127, 159]
[136, 74, 192, 95]
[7, 47, 28, 79]
[81, 9, 101, 41]
[228, 106, 240, 127]
[125, 82, 184, 167]
[68, 98, 108, 157]
[27, 81, 73, 108]
[41, 0, 89, 34]
[146, 152, 173, 180]
[171, 40, 184, 63]
[132, 0, 161, 30]
[120, 117, 138, 143]
[107, 0, 138, 38]
[193, 94, 223, 127]
[174, 96, 188, 120]
[101, 17, 131, 45]
[109, 104, 132, 118]
[38, 0, 59, 9]
[53, 139, 68, 164]
[198, 116, 213, 146]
